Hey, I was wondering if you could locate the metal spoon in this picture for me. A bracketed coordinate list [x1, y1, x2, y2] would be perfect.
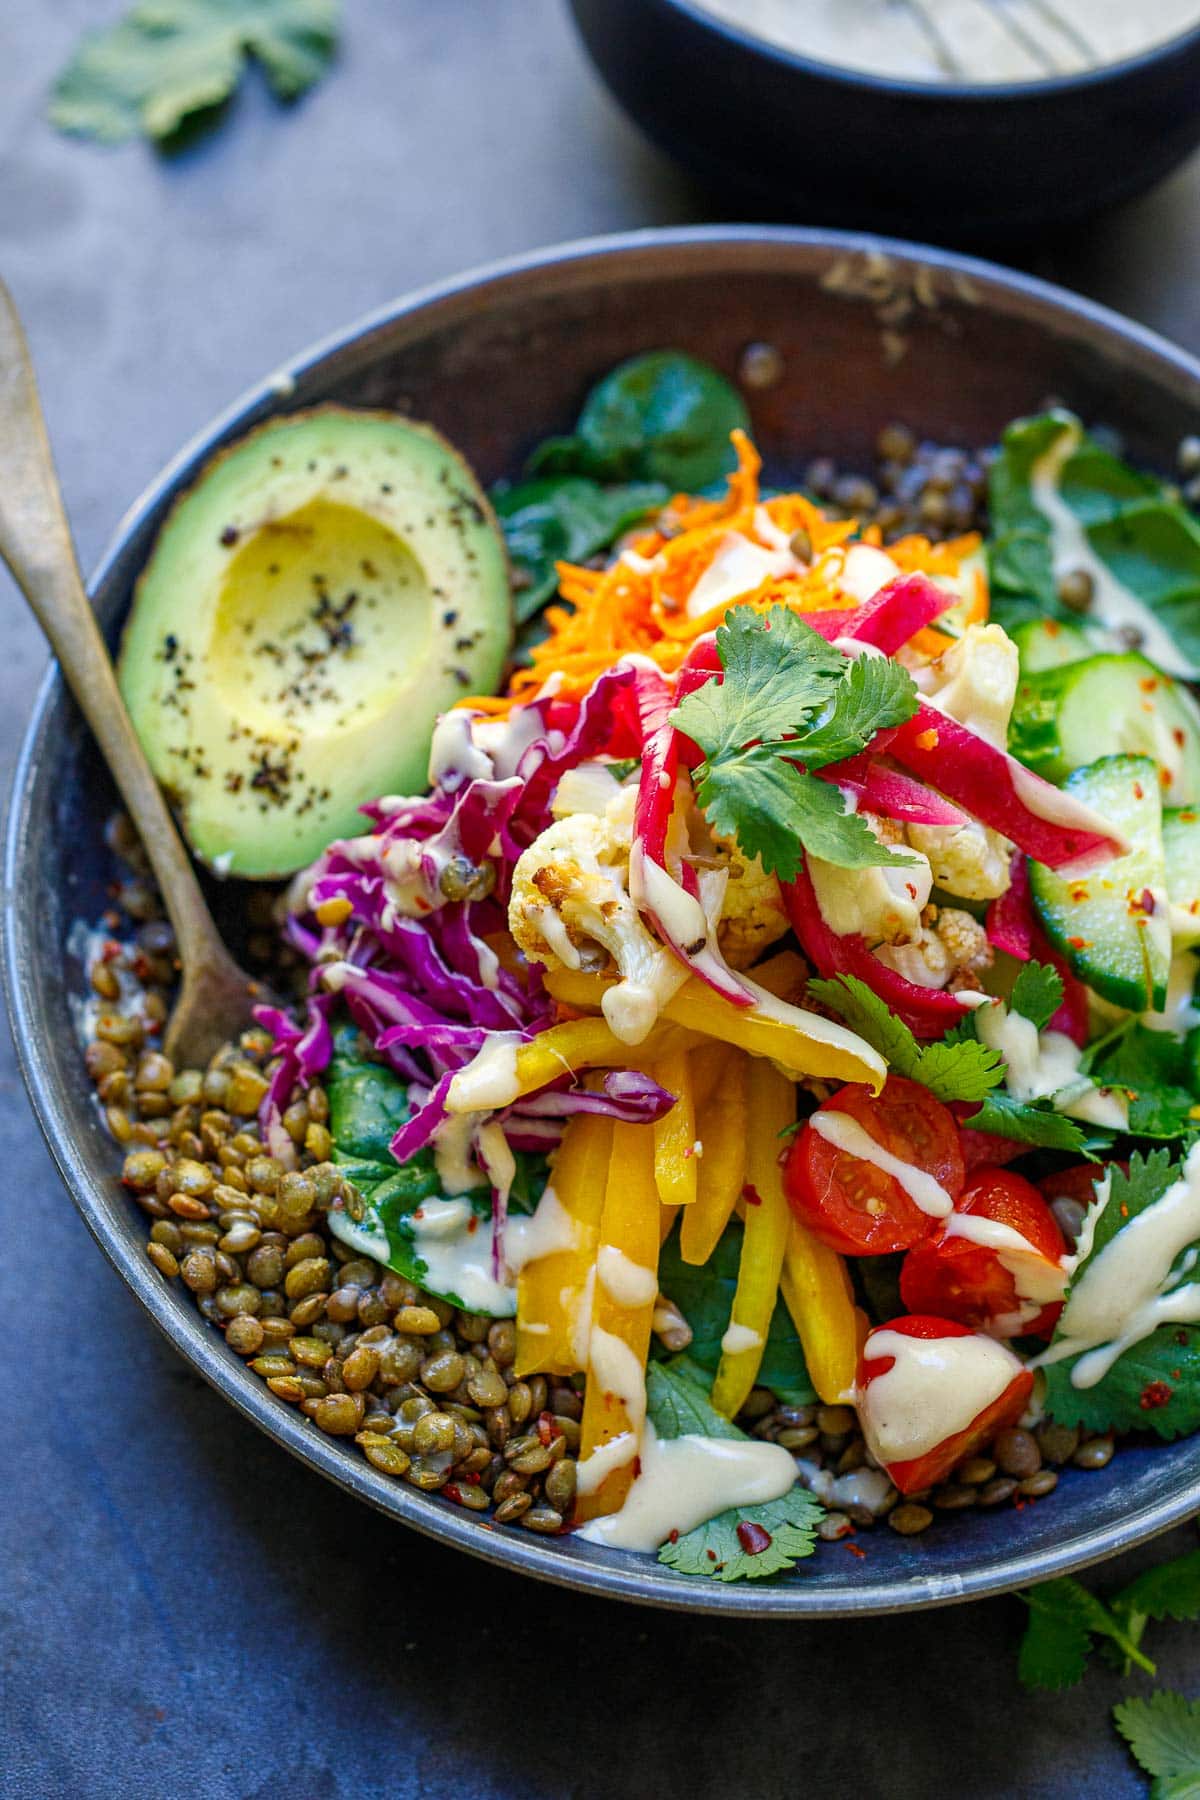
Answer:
[0, 278, 260, 1067]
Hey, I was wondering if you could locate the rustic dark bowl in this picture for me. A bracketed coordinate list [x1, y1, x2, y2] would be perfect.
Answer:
[568, 0, 1200, 240]
[7, 227, 1200, 1615]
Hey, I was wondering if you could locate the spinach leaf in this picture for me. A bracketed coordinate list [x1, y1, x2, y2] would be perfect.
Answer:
[987, 410, 1200, 668]
[493, 475, 669, 622]
[528, 351, 750, 491]
[658, 1219, 816, 1405]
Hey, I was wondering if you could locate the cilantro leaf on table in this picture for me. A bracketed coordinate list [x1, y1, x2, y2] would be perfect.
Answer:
[1009, 961, 1065, 1032]
[1018, 1578, 1157, 1691]
[646, 1360, 823, 1582]
[808, 974, 1004, 1103]
[1113, 1550, 1200, 1633]
[50, 0, 338, 146]
[1115, 1694, 1200, 1797]
[672, 606, 920, 879]
[797, 653, 920, 769]
[1041, 1152, 1200, 1439]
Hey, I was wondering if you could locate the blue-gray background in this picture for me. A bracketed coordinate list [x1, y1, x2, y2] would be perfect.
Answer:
[2, 4, 1198, 1795]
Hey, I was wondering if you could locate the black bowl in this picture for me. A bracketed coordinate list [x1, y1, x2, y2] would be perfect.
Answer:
[8, 227, 1200, 1615]
[568, 0, 1200, 239]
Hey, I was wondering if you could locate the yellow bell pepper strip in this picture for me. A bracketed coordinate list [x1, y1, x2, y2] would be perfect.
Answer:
[687, 1040, 728, 1114]
[651, 1048, 698, 1208]
[543, 966, 885, 1091]
[575, 1120, 661, 1523]
[444, 1016, 696, 1115]
[659, 1203, 680, 1246]
[779, 1216, 861, 1406]
[710, 1060, 794, 1418]
[679, 1051, 747, 1266]
[515, 1113, 612, 1379]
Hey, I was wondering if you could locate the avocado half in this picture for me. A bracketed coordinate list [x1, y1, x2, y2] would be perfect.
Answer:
[118, 408, 512, 878]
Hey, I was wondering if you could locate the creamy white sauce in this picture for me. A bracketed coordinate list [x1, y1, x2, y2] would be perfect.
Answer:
[574, 1431, 639, 1497]
[859, 1327, 1025, 1464]
[596, 1244, 659, 1308]
[401, 1196, 517, 1315]
[809, 831, 932, 946]
[445, 1033, 523, 1113]
[1039, 1139, 1200, 1387]
[721, 1322, 765, 1355]
[697, 0, 1200, 84]
[1142, 950, 1200, 1034]
[684, 530, 796, 618]
[431, 1111, 485, 1195]
[551, 762, 626, 819]
[575, 1421, 797, 1551]
[1009, 761, 1129, 854]
[428, 709, 495, 791]
[506, 1187, 582, 1272]
[923, 624, 1018, 751]
[975, 999, 1130, 1130]
[473, 705, 552, 779]
[810, 1110, 953, 1217]
[1031, 420, 1197, 679]
[835, 542, 900, 602]
[944, 1211, 1068, 1318]
[630, 845, 712, 948]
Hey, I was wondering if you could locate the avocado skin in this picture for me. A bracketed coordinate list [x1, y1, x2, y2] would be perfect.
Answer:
[118, 407, 512, 878]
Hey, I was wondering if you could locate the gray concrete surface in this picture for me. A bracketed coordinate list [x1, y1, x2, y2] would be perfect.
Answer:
[2, 3, 1199, 1795]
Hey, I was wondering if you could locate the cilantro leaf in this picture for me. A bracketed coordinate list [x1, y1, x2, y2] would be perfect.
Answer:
[1010, 960, 1065, 1032]
[658, 1490, 825, 1582]
[645, 1357, 745, 1440]
[1018, 1578, 1156, 1690]
[671, 605, 847, 760]
[960, 1090, 1090, 1153]
[1042, 1153, 1200, 1439]
[808, 973, 1004, 1103]
[1083, 1023, 1199, 1142]
[798, 653, 919, 769]
[1114, 1550, 1200, 1629]
[50, 0, 339, 146]
[1115, 1693, 1200, 1795]
[695, 756, 913, 881]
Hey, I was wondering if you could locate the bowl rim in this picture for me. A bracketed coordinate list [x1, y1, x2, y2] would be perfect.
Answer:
[656, 0, 1200, 101]
[8, 222, 1200, 1617]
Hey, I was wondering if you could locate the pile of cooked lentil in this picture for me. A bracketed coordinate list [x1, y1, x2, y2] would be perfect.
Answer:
[79, 424, 1125, 1550]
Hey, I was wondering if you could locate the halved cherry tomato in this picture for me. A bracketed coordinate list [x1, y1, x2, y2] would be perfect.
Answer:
[783, 1075, 964, 1257]
[857, 1313, 1033, 1494]
[899, 1167, 1067, 1339]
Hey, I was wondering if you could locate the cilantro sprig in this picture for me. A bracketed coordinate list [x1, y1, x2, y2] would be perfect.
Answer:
[646, 1359, 823, 1582]
[1018, 1551, 1200, 1691]
[1115, 1692, 1200, 1796]
[807, 973, 1004, 1103]
[670, 606, 920, 881]
[1041, 1152, 1200, 1439]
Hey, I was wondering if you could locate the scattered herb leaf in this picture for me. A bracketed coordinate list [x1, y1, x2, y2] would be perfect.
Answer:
[808, 973, 1004, 1103]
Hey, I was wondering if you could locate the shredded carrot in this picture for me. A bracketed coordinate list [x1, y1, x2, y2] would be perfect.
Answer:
[465, 431, 983, 715]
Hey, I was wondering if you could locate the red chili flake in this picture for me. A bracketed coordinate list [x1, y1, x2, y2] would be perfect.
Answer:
[632, 1455, 642, 1479]
[464, 1471, 482, 1485]
[466, 1216, 478, 1235]
[536, 1412, 557, 1447]
[736, 1521, 773, 1555]
[1120, 1203, 1130, 1218]
[1172, 1370, 1183, 1381]
[706, 1548, 718, 1562]
[1134, 781, 1146, 800]
[1175, 729, 1188, 749]
[444, 1484, 463, 1504]
[1067, 936, 1092, 950]
[1176, 1330, 1191, 1346]
[742, 1183, 763, 1207]
[914, 728, 940, 751]
[668, 1528, 680, 1545]
[1139, 676, 1159, 693]
[1140, 1380, 1173, 1410]
[845, 1543, 867, 1560]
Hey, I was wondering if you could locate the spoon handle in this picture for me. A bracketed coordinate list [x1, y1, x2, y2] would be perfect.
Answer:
[0, 278, 229, 978]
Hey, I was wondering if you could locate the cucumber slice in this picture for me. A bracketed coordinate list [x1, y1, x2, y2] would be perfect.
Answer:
[1010, 652, 1200, 804]
[1011, 618, 1095, 673]
[1030, 754, 1171, 1012]
[1165, 805, 1200, 946]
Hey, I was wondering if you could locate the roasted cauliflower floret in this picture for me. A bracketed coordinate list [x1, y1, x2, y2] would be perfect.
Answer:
[925, 622, 1019, 750]
[508, 810, 681, 1045]
[874, 904, 993, 990]
[906, 819, 1013, 902]
[807, 813, 933, 949]
[713, 840, 791, 969]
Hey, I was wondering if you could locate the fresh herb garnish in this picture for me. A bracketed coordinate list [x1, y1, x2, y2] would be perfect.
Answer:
[670, 606, 920, 880]
[1041, 1152, 1200, 1439]
[492, 476, 670, 623]
[1082, 1021, 1200, 1142]
[1114, 1691, 1200, 1795]
[51, 0, 339, 146]
[939, 962, 1091, 1153]
[808, 973, 1004, 1103]
[647, 1360, 823, 1582]
[1018, 1549, 1200, 1692]
[1009, 959, 1065, 1031]
[658, 1221, 815, 1405]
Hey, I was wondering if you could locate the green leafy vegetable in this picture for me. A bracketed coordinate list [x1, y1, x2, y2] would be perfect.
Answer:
[988, 410, 1200, 669]
[1042, 1152, 1200, 1439]
[491, 476, 669, 623]
[646, 1360, 823, 1582]
[807, 973, 1004, 1103]
[528, 351, 750, 491]
[1115, 1692, 1200, 1796]
[658, 1221, 816, 1405]
[960, 1090, 1090, 1154]
[1009, 960, 1065, 1032]
[671, 606, 920, 880]
[50, 0, 339, 145]
[1018, 1577, 1156, 1690]
[1083, 1022, 1200, 1141]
